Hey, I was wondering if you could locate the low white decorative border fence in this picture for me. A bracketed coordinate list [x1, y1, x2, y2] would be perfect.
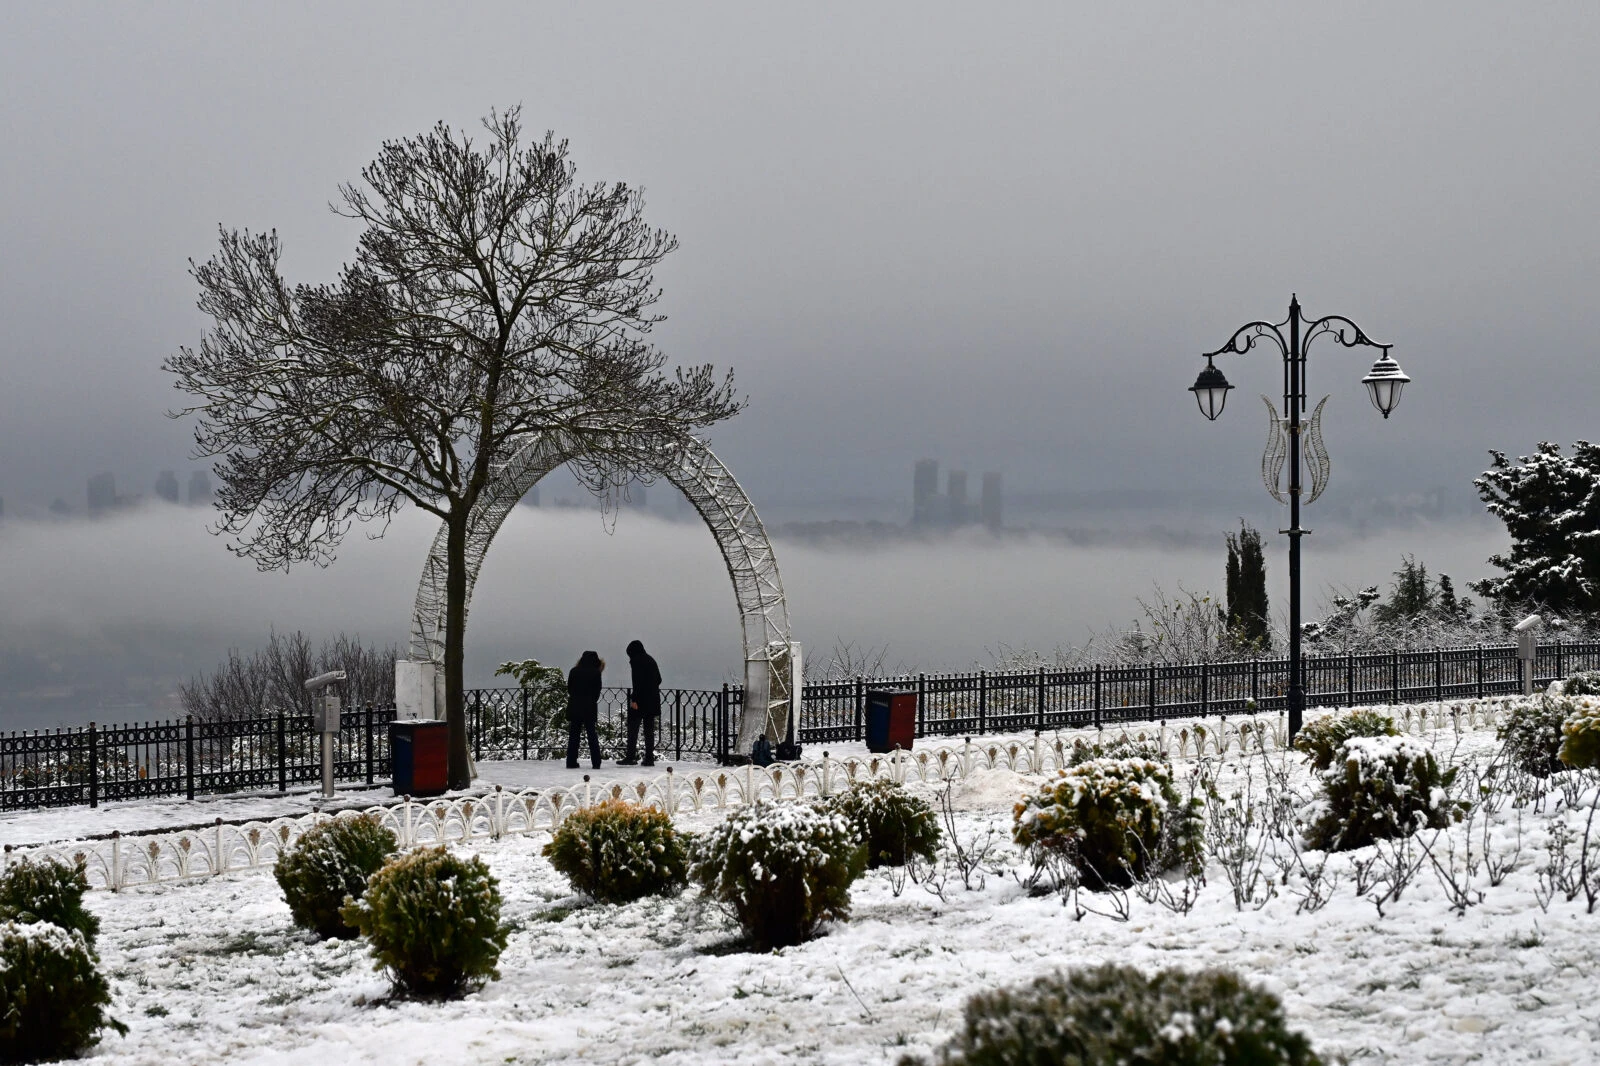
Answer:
[3, 699, 1514, 893]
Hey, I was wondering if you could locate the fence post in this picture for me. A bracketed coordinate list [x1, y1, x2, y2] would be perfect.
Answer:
[1557, 639, 1565, 681]
[854, 677, 864, 743]
[1476, 644, 1485, 698]
[521, 688, 530, 761]
[364, 703, 374, 786]
[1391, 650, 1400, 704]
[277, 710, 287, 793]
[184, 715, 196, 801]
[472, 690, 483, 762]
[1435, 649, 1443, 703]
[1093, 664, 1103, 729]
[1035, 668, 1045, 731]
[979, 670, 988, 734]
[1147, 663, 1157, 721]
[675, 690, 683, 762]
[918, 674, 928, 738]
[1250, 657, 1260, 707]
[720, 684, 730, 764]
[1200, 661, 1209, 718]
[88, 722, 98, 809]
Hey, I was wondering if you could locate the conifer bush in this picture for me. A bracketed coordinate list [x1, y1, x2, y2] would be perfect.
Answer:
[0, 856, 99, 948]
[1012, 757, 1202, 889]
[1497, 695, 1570, 777]
[1305, 734, 1462, 852]
[826, 779, 942, 868]
[1292, 709, 1399, 772]
[1559, 696, 1600, 770]
[542, 799, 688, 904]
[688, 801, 866, 950]
[341, 847, 508, 999]
[273, 814, 397, 939]
[900, 963, 1323, 1066]
[0, 921, 125, 1064]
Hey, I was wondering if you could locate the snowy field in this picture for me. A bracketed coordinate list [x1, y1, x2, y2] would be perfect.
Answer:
[14, 715, 1600, 1065]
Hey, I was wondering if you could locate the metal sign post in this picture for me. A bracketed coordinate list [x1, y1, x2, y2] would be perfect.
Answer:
[305, 670, 347, 798]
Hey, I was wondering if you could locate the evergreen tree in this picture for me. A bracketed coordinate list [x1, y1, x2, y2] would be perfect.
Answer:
[1473, 441, 1600, 615]
[1374, 555, 1434, 624]
[1225, 522, 1271, 649]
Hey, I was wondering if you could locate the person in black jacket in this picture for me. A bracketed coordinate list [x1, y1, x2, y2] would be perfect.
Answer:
[619, 639, 661, 766]
[565, 650, 604, 770]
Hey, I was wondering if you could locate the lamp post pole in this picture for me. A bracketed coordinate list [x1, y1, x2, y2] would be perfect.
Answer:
[1189, 295, 1409, 739]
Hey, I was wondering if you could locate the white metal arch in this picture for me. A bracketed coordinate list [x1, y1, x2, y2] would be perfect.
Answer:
[407, 432, 795, 749]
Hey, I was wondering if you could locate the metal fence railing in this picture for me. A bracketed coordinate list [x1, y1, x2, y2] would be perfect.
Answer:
[5, 640, 1597, 811]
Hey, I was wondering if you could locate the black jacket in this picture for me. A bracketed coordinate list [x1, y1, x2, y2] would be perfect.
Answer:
[628, 646, 662, 717]
[567, 653, 603, 724]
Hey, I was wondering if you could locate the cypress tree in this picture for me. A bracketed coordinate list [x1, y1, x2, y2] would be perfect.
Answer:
[1225, 522, 1271, 650]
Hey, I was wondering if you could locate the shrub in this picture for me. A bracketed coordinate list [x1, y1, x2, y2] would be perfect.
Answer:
[826, 779, 942, 868]
[1012, 757, 1202, 889]
[542, 800, 688, 904]
[1497, 696, 1569, 777]
[1305, 734, 1462, 852]
[1559, 695, 1600, 770]
[901, 963, 1322, 1066]
[341, 847, 508, 998]
[0, 921, 125, 1064]
[688, 801, 866, 950]
[1292, 709, 1398, 772]
[0, 856, 99, 948]
[273, 814, 397, 939]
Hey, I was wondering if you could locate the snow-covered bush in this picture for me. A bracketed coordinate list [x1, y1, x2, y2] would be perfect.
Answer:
[0, 921, 124, 1064]
[1305, 735, 1462, 852]
[273, 814, 397, 939]
[688, 801, 866, 950]
[1064, 734, 1165, 766]
[542, 799, 688, 904]
[1012, 757, 1202, 890]
[1292, 709, 1398, 772]
[899, 962, 1323, 1066]
[1498, 695, 1570, 777]
[1559, 696, 1600, 770]
[341, 847, 508, 998]
[1559, 670, 1600, 697]
[0, 856, 99, 949]
[826, 779, 941, 869]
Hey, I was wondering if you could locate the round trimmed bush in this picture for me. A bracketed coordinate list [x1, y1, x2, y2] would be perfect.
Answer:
[1012, 757, 1202, 889]
[1558, 670, 1600, 697]
[0, 921, 125, 1064]
[1305, 734, 1462, 852]
[1497, 696, 1570, 777]
[341, 846, 508, 999]
[826, 779, 941, 868]
[543, 799, 688, 904]
[1559, 695, 1600, 770]
[273, 814, 397, 939]
[0, 856, 99, 948]
[1293, 709, 1398, 772]
[689, 801, 866, 950]
[900, 963, 1322, 1066]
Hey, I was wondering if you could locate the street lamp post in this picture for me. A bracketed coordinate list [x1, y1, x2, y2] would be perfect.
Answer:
[1189, 294, 1409, 739]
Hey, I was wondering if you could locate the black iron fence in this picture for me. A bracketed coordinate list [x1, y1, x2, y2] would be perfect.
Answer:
[5, 640, 1598, 811]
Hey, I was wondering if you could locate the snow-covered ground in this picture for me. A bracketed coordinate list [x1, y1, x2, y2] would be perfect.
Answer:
[26, 711, 1598, 1066]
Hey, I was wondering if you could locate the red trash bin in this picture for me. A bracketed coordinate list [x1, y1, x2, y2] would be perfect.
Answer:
[390, 719, 449, 796]
[865, 689, 917, 753]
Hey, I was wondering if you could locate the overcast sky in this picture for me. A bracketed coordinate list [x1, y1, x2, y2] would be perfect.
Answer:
[3, 1, 1597, 515]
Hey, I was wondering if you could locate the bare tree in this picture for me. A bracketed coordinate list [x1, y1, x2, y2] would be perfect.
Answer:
[166, 109, 742, 786]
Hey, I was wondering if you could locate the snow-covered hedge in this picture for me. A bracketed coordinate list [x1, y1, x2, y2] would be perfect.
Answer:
[1292, 709, 1398, 772]
[542, 799, 688, 904]
[688, 801, 866, 950]
[825, 779, 941, 869]
[1304, 735, 1462, 852]
[273, 814, 397, 939]
[1559, 695, 1600, 770]
[899, 962, 1324, 1066]
[340, 847, 508, 999]
[1012, 757, 1202, 889]
[1498, 695, 1572, 777]
[0, 920, 124, 1063]
[0, 855, 99, 949]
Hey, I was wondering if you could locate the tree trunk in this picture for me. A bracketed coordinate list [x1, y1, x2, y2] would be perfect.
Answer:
[444, 512, 472, 790]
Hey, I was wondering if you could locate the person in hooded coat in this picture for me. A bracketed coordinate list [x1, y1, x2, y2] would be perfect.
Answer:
[565, 650, 604, 770]
[619, 639, 662, 766]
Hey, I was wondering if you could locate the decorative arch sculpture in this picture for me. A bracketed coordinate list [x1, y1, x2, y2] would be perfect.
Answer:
[405, 432, 796, 752]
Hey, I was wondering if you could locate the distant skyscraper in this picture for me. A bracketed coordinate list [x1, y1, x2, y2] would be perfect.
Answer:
[187, 470, 211, 505]
[87, 472, 117, 513]
[520, 484, 540, 507]
[981, 472, 1003, 532]
[155, 470, 180, 504]
[947, 470, 970, 525]
[912, 459, 939, 525]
